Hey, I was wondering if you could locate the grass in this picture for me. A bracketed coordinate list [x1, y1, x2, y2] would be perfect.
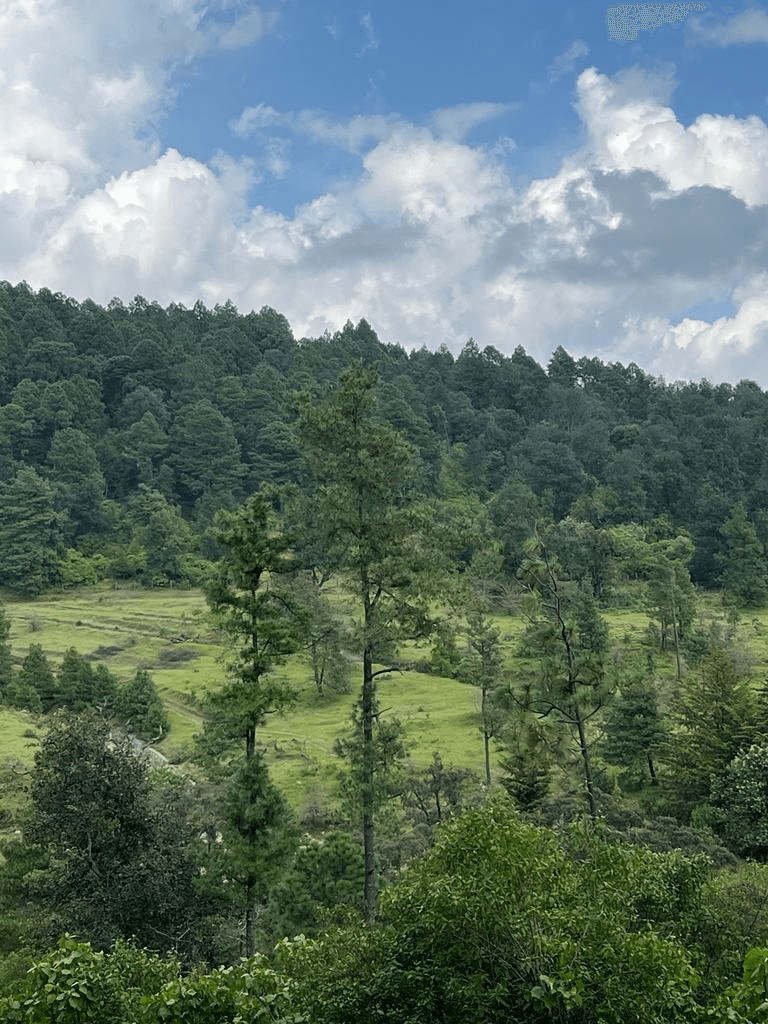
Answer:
[5, 585, 222, 759]
[4, 583, 768, 820]
[1, 584, 494, 816]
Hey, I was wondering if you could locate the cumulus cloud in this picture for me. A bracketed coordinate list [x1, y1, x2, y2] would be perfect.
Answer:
[21, 149, 254, 302]
[0, 0, 279, 276]
[6, 1, 768, 386]
[576, 66, 768, 207]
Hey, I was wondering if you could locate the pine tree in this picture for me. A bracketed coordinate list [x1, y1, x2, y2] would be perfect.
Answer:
[0, 467, 62, 594]
[57, 648, 97, 711]
[200, 492, 301, 954]
[602, 674, 665, 785]
[719, 503, 768, 607]
[295, 363, 435, 921]
[515, 538, 612, 819]
[202, 493, 299, 761]
[0, 604, 13, 699]
[669, 641, 758, 815]
[456, 608, 504, 786]
[116, 668, 169, 739]
[18, 644, 58, 713]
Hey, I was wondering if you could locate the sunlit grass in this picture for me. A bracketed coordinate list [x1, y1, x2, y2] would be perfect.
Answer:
[4, 583, 768, 820]
[0, 585, 492, 815]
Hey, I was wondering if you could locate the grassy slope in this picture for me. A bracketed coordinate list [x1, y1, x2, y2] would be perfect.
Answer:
[1, 585, 498, 814]
[3, 585, 765, 817]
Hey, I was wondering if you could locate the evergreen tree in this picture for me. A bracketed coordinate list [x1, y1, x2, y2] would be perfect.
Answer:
[169, 400, 243, 518]
[0, 604, 12, 699]
[202, 492, 299, 762]
[57, 647, 98, 712]
[602, 674, 665, 785]
[668, 641, 758, 816]
[643, 530, 697, 676]
[498, 748, 552, 811]
[201, 493, 301, 955]
[219, 755, 296, 957]
[456, 607, 504, 786]
[126, 484, 194, 586]
[115, 669, 168, 739]
[515, 538, 612, 819]
[45, 427, 106, 538]
[295, 363, 436, 921]
[0, 467, 62, 595]
[17, 644, 58, 713]
[719, 502, 768, 607]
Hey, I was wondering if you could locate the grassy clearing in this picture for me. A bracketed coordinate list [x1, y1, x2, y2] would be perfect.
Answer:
[5, 585, 768, 818]
[0, 585, 492, 815]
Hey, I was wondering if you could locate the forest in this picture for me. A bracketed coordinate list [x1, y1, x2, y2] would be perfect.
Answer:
[4, 280, 768, 1020]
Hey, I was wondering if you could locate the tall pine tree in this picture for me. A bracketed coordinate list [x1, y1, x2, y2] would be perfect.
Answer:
[719, 503, 768, 607]
[295, 363, 435, 921]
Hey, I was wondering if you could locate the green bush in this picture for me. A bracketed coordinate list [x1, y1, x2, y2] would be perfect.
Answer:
[284, 798, 708, 1024]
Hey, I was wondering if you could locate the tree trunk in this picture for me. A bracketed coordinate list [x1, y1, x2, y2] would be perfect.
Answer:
[556, 593, 598, 821]
[311, 639, 324, 696]
[244, 880, 255, 957]
[482, 684, 491, 786]
[670, 578, 682, 681]
[574, 707, 598, 819]
[647, 752, 658, 786]
[361, 638, 377, 923]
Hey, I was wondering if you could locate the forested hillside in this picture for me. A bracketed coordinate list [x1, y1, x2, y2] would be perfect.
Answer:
[6, 281, 768, 1022]
[1, 279, 767, 594]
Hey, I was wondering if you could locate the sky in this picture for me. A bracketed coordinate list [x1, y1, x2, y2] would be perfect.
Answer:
[3, 1, 768, 385]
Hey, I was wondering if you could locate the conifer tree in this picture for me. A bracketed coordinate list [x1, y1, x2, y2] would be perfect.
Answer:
[200, 492, 300, 953]
[602, 673, 665, 785]
[457, 608, 504, 786]
[0, 604, 12, 698]
[668, 641, 758, 816]
[116, 668, 169, 739]
[295, 363, 435, 921]
[719, 502, 768, 607]
[17, 644, 57, 713]
[0, 467, 62, 595]
[202, 493, 299, 761]
[516, 538, 612, 819]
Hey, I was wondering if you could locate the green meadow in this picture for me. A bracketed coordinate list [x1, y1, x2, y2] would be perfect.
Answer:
[1, 585, 500, 813]
[3, 584, 768, 817]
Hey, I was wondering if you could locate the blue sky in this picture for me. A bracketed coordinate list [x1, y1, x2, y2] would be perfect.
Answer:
[3, 1, 768, 384]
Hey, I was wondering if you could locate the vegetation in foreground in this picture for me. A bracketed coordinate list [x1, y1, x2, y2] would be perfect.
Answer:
[5, 285, 768, 1016]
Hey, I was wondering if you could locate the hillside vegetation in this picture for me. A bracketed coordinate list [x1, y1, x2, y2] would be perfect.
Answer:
[5, 283, 768, 1020]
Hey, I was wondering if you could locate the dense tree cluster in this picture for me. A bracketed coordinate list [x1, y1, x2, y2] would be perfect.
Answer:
[2, 282, 768, 596]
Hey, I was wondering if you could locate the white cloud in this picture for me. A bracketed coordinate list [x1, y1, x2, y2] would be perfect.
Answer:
[232, 102, 512, 153]
[216, 7, 279, 49]
[576, 66, 768, 207]
[295, 112, 404, 151]
[620, 275, 768, 375]
[548, 39, 589, 82]
[5, 1, 768, 387]
[264, 138, 291, 178]
[20, 149, 253, 301]
[430, 102, 511, 140]
[688, 6, 768, 44]
[231, 103, 284, 136]
[356, 12, 379, 58]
